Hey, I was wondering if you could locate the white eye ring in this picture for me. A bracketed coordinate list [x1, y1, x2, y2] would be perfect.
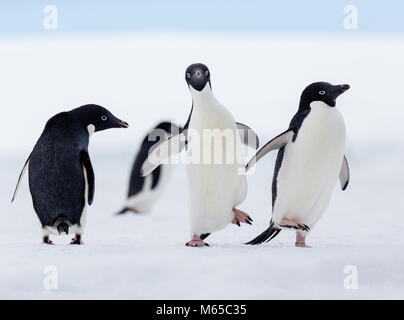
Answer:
[186, 73, 191, 79]
[205, 71, 209, 76]
[319, 90, 326, 95]
[101, 115, 108, 121]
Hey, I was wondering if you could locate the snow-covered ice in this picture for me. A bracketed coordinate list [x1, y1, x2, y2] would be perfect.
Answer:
[0, 34, 403, 299]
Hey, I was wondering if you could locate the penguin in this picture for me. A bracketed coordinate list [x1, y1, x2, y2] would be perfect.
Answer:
[245, 82, 350, 247]
[12, 104, 129, 245]
[141, 63, 260, 247]
[117, 121, 182, 214]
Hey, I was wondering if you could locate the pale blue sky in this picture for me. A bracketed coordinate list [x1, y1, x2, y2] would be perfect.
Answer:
[0, 0, 403, 35]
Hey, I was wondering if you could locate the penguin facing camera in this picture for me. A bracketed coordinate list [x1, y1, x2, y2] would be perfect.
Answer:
[141, 63, 260, 247]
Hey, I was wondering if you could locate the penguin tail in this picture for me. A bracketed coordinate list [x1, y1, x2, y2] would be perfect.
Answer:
[57, 223, 69, 235]
[200, 233, 210, 240]
[116, 207, 130, 215]
[53, 222, 69, 235]
[53, 217, 71, 235]
[245, 221, 281, 245]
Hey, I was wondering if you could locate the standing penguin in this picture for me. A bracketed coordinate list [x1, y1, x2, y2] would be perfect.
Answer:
[12, 104, 129, 244]
[141, 63, 259, 247]
[117, 121, 181, 214]
[245, 82, 350, 247]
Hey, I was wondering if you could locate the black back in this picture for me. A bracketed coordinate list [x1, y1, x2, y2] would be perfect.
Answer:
[29, 112, 89, 226]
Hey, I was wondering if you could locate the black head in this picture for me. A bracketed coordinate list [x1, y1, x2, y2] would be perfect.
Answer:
[154, 121, 182, 134]
[300, 82, 350, 108]
[71, 104, 129, 132]
[185, 63, 211, 91]
[143, 121, 182, 146]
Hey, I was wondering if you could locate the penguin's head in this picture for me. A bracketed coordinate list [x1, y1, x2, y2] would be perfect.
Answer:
[300, 82, 350, 108]
[73, 104, 129, 132]
[154, 121, 182, 135]
[143, 121, 182, 146]
[185, 63, 211, 92]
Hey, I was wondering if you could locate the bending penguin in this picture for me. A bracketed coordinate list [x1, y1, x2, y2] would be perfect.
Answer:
[245, 82, 350, 247]
[141, 63, 260, 247]
[117, 121, 181, 214]
[12, 104, 129, 244]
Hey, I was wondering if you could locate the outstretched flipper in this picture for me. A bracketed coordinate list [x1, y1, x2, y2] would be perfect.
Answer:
[339, 155, 350, 191]
[11, 156, 30, 203]
[245, 130, 294, 171]
[245, 220, 281, 245]
[236, 122, 260, 149]
[80, 150, 95, 205]
[141, 132, 187, 177]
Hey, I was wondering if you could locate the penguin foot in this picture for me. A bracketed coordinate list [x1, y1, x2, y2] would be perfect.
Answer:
[42, 236, 54, 245]
[232, 208, 253, 226]
[295, 232, 311, 248]
[70, 235, 84, 245]
[185, 235, 209, 247]
[295, 242, 311, 248]
[279, 218, 310, 232]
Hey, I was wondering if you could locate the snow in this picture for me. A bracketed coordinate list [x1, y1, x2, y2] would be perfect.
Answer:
[0, 34, 404, 299]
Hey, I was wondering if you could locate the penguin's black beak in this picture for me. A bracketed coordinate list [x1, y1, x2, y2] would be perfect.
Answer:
[117, 120, 129, 128]
[188, 69, 209, 91]
[333, 84, 350, 96]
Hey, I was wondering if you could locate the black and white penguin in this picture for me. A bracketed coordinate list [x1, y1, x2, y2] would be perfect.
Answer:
[117, 121, 181, 214]
[141, 63, 259, 247]
[12, 104, 129, 245]
[245, 82, 350, 247]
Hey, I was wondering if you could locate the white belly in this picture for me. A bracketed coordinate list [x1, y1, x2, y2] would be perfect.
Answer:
[186, 98, 247, 235]
[273, 101, 346, 228]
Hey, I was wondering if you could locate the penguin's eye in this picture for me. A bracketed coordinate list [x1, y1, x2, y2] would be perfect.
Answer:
[319, 90, 326, 95]
[205, 71, 209, 76]
[101, 115, 108, 122]
[186, 73, 191, 79]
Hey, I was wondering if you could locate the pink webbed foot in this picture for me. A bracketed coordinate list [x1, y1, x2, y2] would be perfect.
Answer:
[295, 232, 311, 248]
[232, 208, 253, 227]
[279, 218, 310, 232]
[186, 234, 209, 247]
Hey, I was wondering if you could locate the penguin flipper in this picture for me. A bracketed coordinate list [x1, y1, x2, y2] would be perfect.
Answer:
[236, 122, 260, 149]
[11, 155, 30, 203]
[141, 132, 186, 177]
[245, 130, 294, 171]
[339, 155, 350, 191]
[80, 150, 95, 205]
[116, 207, 130, 215]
